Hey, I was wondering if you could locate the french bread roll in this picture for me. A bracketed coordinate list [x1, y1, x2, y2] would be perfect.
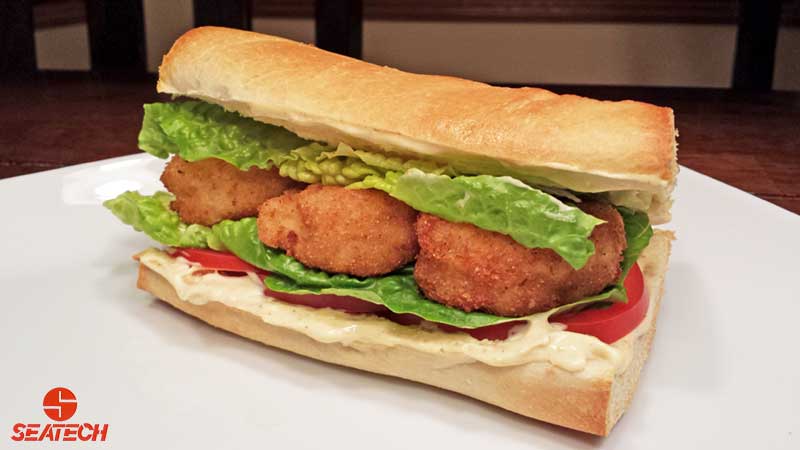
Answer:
[156, 27, 678, 223]
[135, 231, 671, 435]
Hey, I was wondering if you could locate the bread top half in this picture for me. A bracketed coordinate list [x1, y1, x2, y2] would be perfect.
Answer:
[157, 27, 678, 223]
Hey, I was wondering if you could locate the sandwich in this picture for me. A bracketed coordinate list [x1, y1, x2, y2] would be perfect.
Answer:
[105, 26, 677, 435]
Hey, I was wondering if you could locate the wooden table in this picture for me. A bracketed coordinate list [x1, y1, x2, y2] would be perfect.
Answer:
[1, 72, 798, 214]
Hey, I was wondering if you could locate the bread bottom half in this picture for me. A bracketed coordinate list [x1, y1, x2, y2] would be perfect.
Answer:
[136, 231, 671, 435]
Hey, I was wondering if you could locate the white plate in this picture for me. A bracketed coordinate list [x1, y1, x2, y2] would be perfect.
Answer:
[1, 154, 798, 449]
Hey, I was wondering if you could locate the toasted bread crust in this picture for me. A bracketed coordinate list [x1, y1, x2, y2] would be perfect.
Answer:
[157, 27, 677, 222]
[136, 230, 671, 435]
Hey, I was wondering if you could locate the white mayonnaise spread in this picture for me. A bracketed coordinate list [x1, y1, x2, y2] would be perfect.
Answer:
[139, 248, 633, 376]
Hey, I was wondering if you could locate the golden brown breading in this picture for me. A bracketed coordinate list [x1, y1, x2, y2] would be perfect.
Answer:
[161, 156, 303, 226]
[257, 185, 418, 277]
[413, 202, 626, 317]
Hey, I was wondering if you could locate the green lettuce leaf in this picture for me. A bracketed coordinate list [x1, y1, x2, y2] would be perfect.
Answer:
[139, 101, 310, 169]
[266, 275, 517, 328]
[618, 206, 655, 280]
[103, 191, 224, 250]
[276, 143, 381, 185]
[319, 143, 455, 177]
[139, 101, 453, 185]
[353, 169, 603, 269]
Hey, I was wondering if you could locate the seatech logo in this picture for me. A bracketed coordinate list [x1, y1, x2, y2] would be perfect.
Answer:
[10, 387, 109, 442]
[42, 388, 78, 422]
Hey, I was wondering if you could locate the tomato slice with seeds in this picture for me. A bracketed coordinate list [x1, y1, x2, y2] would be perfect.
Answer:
[549, 263, 648, 344]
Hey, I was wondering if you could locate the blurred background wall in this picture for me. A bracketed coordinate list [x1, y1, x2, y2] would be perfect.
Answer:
[33, 0, 800, 90]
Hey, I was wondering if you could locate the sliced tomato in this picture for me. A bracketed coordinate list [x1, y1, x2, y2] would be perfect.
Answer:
[549, 263, 648, 344]
[437, 321, 527, 340]
[381, 312, 423, 327]
[172, 248, 264, 274]
[263, 287, 389, 315]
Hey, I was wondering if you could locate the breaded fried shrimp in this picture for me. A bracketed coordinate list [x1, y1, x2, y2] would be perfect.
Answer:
[161, 156, 303, 226]
[258, 185, 418, 277]
[413, 202, 626, 317]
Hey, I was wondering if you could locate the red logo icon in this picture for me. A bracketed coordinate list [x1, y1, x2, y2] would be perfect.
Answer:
[42, 388, 77, 422]
[10, 387, 109, 442]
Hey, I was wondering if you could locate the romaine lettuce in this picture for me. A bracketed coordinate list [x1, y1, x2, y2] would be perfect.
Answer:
[618, 206, 654, 280]
[139, 101, 309, 168]
[103, 191, 225, 250]
[139, 101, 451, 185]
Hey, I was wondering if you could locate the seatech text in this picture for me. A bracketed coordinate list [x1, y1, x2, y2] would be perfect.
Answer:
[10, 423, 109, 442]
